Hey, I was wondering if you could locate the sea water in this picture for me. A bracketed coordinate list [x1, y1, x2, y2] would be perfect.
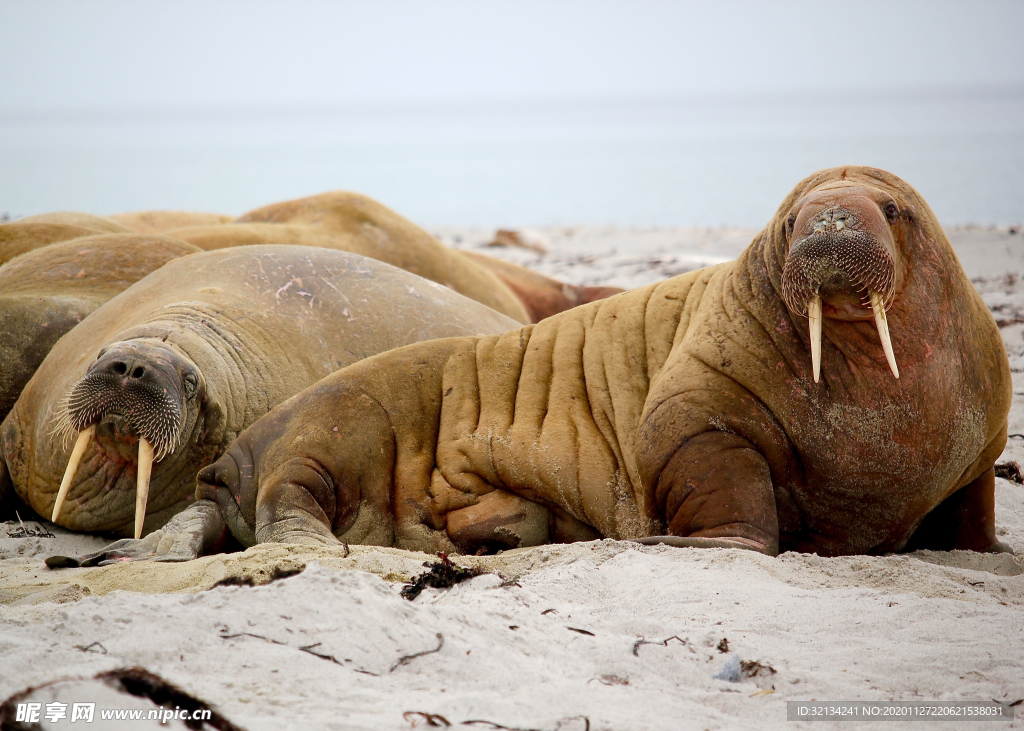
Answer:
[2, 90, 1022, 226]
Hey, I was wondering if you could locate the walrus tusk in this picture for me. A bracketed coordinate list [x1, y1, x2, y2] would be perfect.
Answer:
[869, 290, 899, 379]
[52, 425, 96, 523]
[135, 437, 155, 539]
[808, 293, 822, 383]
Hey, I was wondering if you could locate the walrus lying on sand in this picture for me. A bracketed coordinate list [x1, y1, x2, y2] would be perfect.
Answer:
[60, 166, 1011, 565]
[161, 191, 624, 324]
[0, 234, 201, 424]
[105, 210, 234, 234]
[459, 249, 625, 323]
[164, 218, 528, 324]
[0, 246, 517, 546]
[0, 213, 132, 266]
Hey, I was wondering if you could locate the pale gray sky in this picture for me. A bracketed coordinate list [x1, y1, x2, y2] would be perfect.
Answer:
[3, 0, 1023, 112]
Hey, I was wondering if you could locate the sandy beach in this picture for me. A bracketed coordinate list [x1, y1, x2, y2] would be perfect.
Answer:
[2, 225, 1022, 730]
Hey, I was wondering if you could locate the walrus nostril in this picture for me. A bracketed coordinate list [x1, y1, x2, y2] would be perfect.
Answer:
[131, 366, 145, 379]
[112, 362, 127, 376]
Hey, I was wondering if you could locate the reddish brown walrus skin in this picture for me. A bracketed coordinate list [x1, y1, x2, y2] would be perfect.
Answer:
[459, 249, 626, 322]
[193, 167, 1011, 558]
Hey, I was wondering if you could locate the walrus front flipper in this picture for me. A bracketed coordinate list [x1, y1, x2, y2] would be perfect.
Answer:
[904, 467, 1014, 554]
[653, 432, 780, 556]
[47, 500, 229, 568]
[632, 535, 769, 552]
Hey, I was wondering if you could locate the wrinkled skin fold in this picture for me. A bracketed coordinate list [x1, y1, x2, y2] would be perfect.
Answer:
[56, 167, 1015, 563]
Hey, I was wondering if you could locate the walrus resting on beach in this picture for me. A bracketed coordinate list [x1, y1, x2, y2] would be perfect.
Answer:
[0, 213, 131, 266]
[106, 210, 234, 234]
[459, 249, 625, 322]
[139, 166, 1008, 562]
[181, 191, 533, 323]
[1, 246, 518, 548]
[166, 191, 624, 324]
[0, 234, 201, 424]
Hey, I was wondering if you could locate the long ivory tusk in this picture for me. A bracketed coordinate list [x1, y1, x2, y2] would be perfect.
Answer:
[52, 425, 96, 523]
[869, 290, 900, 379]
[135, 437, 155, 540]
[808, 293, 822, 383]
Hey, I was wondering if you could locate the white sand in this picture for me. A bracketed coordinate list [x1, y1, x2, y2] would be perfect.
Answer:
[2, 227, 1023, 730]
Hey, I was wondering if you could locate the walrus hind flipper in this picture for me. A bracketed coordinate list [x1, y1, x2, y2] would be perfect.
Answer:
[46, 500, 228, 569]
[653, 431, 780, 556]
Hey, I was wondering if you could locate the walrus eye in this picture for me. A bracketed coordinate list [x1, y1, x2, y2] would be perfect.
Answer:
[884, 202, 899, 223]
[183, 372, 199, 399]
[786, 214, 796, 237]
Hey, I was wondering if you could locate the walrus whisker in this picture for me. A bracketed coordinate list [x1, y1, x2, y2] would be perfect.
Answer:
[52, 425, 96, 523]
[808, 293, 822, 383]
[135, 437, 155, 539]
[49, 394, 78, 451]
[869, 290, 899, 379]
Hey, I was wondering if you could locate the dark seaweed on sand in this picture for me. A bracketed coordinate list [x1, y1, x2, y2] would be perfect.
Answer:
[401, 552, 483, 600]
[995, 461, 1023, 485]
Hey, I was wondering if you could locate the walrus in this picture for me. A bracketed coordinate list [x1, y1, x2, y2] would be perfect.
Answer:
[0, 234, 201, 424]
[172, 166, 1011, 559]
[1, 246, 518, 546]
[170, 219, 621, 324]
[0, 213, 131, 266]
[172, 191, 533, 323]
[112, 192, 623, 324]
[106, 210, 234, 234]
[459, 249, 626, 322]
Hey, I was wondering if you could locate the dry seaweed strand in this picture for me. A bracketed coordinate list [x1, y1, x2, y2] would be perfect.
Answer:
[403, 711, 451, 727]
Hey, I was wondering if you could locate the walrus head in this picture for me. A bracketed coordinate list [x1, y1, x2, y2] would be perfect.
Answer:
[50, 339, 206, 538]
[779, 183, 907, 382]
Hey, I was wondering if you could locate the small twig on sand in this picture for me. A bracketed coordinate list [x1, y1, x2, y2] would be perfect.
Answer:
[390, 633, 444, 672]
[219, 631, 379, 675]
[403, 711, 451, 727]
[74, 642, 108, 654]
[632, 635, 687, 657]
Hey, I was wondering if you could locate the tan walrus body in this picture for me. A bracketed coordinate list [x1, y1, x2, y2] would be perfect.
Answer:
[167, 221, 533, 322]
[166, 167, 1011, 561]
[106, 210, 234, 234]
[102, 192, 622, 324]
[1, 246, 518, 543]
[169, 192, 533, 323]
[0, 213, 131, 267]
[166, 192, 622, 323]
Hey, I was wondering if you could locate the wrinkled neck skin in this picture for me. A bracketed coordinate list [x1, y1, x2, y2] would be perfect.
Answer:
[706, 171, 1009, 553]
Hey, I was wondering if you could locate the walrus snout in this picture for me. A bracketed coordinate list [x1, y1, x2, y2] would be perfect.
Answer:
[50, 339, 204, 538]
[63, 344, 189, 459]
[780, 190, 902, 383]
